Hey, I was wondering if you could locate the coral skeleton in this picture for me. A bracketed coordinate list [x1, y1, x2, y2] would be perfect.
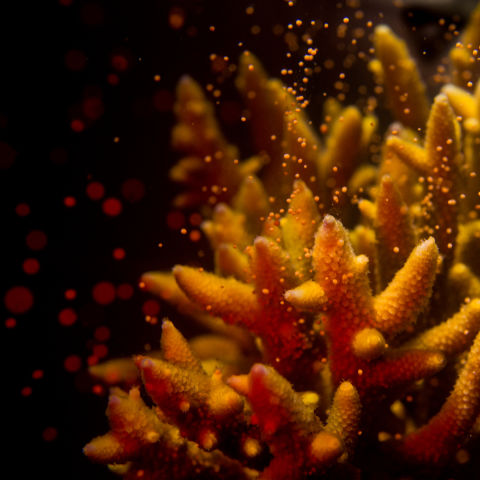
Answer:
[85, 4, 480, 479]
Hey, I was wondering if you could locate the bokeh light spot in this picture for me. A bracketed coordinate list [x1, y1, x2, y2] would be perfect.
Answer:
[116, 283, 134, 300]
[112, 247, 126, 260]
[102, 197, 123, 216]
[86, 181, 105, 201]
[58, 308, 77, 326]
[142, 299, 160, 316]
[94, 325, 110, 342]
[121, 178, 145, 203]
[5, 318, 17, 328]
[26, 230, 47, 250]
[92, 281, 116, 305]
[64, 355, 82, 373]
[65, 49, 87, 71]
[64, 288, 77, 300]
[5, 286, 34, 314]
[23, 258, 40, 275]
[42, 427, 58, 442]
[0, 141, 17, 169]
[15, 203, 30, 217]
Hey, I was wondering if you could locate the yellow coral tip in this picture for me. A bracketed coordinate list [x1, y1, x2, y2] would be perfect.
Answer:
[309, 431, 343, 464]
[352, 328, 386, 361]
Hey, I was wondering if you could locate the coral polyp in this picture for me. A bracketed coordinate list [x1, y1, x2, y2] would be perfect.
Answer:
[85, 3, 480, 479]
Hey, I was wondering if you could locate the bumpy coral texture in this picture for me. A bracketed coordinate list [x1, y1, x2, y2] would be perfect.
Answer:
[86, 6, 480, 479]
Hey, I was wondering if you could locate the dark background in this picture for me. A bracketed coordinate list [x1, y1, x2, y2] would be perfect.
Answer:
[1, 1, 478, 479]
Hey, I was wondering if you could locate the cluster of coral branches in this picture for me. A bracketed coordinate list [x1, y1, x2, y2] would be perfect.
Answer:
[85, 4, 480, 479]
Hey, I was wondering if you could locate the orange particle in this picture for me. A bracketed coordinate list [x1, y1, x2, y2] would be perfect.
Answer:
[102, 197, 123, 216]
[92, 281, 116, 305]
[71, 119, 85, 132]
[64, 355, 82, 373]
[169, 7, 185, 29]
[94, 325, 111, 342]
[64, 196, 76, 207]
[26, 230, 47, 250]
[58, 307, 77, 326]
[189, 229, 201, 242]
[4, 286, 34, 314]
[112, 247, 126, 260]
[64, 289, 77, 300]
[86, 181, 105, 201]
[42, 427, 58, 442]
[15, 203, 30, 216]
[117, 283, 134, 300]
[23, 258, 40, 275]
[142, 299, 160, 316]
[5, 318, 16, 328]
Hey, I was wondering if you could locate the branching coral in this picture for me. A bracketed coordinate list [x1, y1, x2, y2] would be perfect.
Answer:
[85, 4, 480, 479]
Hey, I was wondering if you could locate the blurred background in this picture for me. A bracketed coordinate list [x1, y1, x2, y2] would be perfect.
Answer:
[1, 0, 478, 478]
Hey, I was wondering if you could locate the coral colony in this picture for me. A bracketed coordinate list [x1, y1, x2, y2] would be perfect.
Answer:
[85, 3, 480, 479]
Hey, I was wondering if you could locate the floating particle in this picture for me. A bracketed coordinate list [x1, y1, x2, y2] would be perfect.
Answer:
[21, 386, 32, 397]
[64, 49, 87, 71]
[26, 230, 47, 250]
[107, 73, 119, 85]
[4, 286, 34, 314]
[15, 203, 30, 217]
[169, 6, 185, 29]
[0, 140, 17, 169]
[82, 97, 104, 120]
[23, 258, 40, 275]
[189, 229, 201, 242]
[86, 181, 105, 201]
[71, 119, 85, 132]
[64, 288, 77, 300]
[121, 178, 145, 203]
[5, 318, 16, 328]
[42, 427, 58, 442]
[116, 283, 133, 300]
[92, 281, 116, 305]
[102, 197, 122, 216]
[93, 344, 108, 359]
[111, 54, 128, 72]
[142, 299, 160, 316]
[64, 354, 82, 373]
[94, 325, 110, 342]
[112, 247, 126, 260]
[58, 307, 77, 326]
[32, 369, 44, 380]
[64, 196, 76, 207]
